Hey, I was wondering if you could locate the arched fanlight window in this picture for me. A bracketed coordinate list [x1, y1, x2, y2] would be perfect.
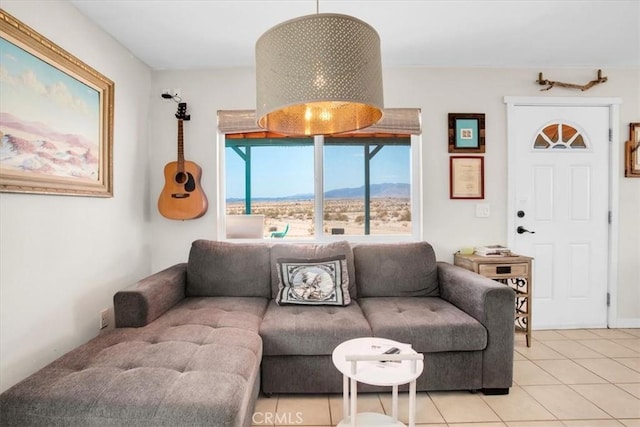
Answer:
[533, 122, 587, 150]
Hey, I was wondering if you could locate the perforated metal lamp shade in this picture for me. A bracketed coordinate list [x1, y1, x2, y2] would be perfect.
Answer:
[256, 13, 384, 136]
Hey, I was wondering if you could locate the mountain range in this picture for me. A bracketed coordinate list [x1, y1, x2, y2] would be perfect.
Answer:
[227, 183, 410, 202]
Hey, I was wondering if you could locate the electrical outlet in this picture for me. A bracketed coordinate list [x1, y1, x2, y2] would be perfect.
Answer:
[100, 308, 109, 329]
[476, 203, 490, 218]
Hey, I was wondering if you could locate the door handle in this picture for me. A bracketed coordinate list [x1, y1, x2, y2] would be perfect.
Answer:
[517, 226, 535, 234]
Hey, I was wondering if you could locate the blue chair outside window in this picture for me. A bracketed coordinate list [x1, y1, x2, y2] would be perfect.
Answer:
[270, 224, 289, 238]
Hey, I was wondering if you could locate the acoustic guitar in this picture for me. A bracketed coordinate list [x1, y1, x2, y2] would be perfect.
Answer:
[158, 102, 208, 220]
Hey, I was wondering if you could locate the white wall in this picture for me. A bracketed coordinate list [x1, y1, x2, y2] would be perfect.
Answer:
[0, 1, 152, 392]
[150, 67, 639, 324]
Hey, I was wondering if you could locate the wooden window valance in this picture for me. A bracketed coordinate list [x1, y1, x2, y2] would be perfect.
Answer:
[217, 108, 422, 136]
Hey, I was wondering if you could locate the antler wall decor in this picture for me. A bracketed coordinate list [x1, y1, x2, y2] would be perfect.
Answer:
[536, 69, 608, 91]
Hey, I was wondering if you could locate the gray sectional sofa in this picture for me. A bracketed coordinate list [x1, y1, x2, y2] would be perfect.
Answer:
[0, 240, 516, 426]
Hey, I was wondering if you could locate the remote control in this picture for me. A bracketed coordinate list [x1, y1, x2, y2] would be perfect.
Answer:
[382, 347, 400, 355]
[380, 347, 401, 363]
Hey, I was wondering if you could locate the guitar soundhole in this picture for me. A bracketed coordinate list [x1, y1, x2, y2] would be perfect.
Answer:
[175, 172, 196, 192]
[175, 172, 188, 184]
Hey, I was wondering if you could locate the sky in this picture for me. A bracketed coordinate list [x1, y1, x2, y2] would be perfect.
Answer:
[225, 143, 410, 199]
[0, 37, 99, 142]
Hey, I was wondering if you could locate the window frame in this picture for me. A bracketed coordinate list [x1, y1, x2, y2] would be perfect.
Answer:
[216, 125, 422, 243]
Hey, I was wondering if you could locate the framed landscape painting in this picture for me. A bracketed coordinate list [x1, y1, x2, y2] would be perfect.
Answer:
[0, 10, 114, 196]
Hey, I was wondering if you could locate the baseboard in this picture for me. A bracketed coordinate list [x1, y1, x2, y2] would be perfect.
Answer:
[611, 317, 640, 328]
[533, 323, 607, 330]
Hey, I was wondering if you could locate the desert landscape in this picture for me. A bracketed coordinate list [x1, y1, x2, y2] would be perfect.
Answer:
[226, 197, 412, 237]
[0, 112, 98, 179]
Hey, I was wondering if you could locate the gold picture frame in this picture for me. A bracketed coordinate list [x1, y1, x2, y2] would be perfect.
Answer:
[0, 10, 114, 196]
[625, 122, 640, 178]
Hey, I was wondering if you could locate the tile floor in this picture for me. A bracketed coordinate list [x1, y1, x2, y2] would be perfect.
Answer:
[252, 328, 640, 426]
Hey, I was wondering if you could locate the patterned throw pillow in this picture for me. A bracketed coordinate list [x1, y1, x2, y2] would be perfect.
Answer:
[275, 256, 351, 306]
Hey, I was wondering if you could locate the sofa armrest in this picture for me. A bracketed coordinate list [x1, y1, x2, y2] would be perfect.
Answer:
[437, 261, 516, 390]
[114, 263, 187, 328]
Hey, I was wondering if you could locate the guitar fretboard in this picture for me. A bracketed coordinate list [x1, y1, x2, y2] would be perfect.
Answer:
[177, 119, 185, 171]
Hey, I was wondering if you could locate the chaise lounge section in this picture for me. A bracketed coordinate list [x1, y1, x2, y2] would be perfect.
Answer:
[0, 240, 515, 426]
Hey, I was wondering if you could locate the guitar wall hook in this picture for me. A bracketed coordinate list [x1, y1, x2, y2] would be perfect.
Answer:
[161, 92, 182, 103]
[536, 69, 608, 91]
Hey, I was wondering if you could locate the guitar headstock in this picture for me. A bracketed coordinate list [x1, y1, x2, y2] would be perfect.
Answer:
[175, 102, 191, 121]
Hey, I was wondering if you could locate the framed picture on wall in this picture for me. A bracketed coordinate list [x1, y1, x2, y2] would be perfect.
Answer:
[625, 122, 640, 178]
[0, 10, 114, 197]
[450, 156, 484, 199]
[448, 113, 485, 153]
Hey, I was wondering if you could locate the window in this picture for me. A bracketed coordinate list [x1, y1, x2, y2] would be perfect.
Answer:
[534, 122, 587, 150]
[323, 137, 411, 236]
[218, 109, 421, 240]
[225, 137, 315, 238]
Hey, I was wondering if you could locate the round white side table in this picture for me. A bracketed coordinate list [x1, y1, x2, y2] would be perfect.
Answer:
[331, 337, 424, 427]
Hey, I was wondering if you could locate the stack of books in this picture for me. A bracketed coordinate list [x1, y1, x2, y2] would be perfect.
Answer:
[474, 245, 512, 257]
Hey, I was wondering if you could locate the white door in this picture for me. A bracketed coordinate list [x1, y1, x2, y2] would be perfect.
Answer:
[507, 103, 611, 329]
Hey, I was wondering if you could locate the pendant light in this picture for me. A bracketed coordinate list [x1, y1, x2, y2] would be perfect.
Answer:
[255, 3, 384, 136]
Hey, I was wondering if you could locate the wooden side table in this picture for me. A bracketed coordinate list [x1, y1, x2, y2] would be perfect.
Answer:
[454, 253, 533, 347]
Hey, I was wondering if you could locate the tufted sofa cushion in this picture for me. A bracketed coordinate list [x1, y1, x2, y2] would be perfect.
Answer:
[358, 297, 487, 352]
[154, 297, 268, 333]
[353, 242, 440, 297]
[0, 297, 268, 427]
[187, 240, 272, 298]
[260, 300, 371, 356]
